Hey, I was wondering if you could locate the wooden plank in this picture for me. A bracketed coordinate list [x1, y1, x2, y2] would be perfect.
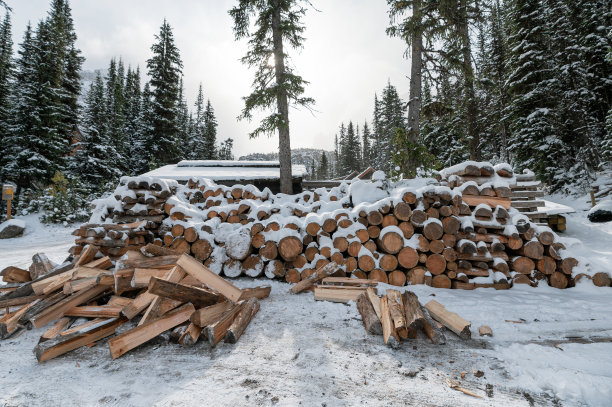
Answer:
[132, 268, 168, 288]
[176, 254, 243, 302]
[190, 301, 232, 327]
[29, 284, 111, 329]
[147, 277, 219, 307]
[35, 317, 124, 362]
[424, 300, 471, 339]
[63, 277, 99, 294]
[138, 266, 186, 326]
[511, 200, 545, 209]
[0, 295, 44, 308]
[321, 277, 378, 286]
[313, 287, 364, 303]
[461, 195, 511, 210]
[206, 302, 245, 347]
[108, 303, 195, 359]
[238, 285, 271, 301]
[64, 305, 123, 318]
[39, 317, 72, 341]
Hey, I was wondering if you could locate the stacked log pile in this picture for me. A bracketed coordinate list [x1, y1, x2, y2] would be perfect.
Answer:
[58, 161, 608, 289]
[0, 245, 268, 361]
[68, 176, 179, 259]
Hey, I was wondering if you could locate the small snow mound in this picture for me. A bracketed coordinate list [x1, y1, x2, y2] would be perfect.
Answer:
[587, 200, 612, 223]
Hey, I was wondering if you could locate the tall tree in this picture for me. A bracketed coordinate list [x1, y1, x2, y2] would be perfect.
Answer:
[229, 0, 315, 194]
[203, 99, 218, 158]
[105, 58, 127, 171]
[69, 73, 121, 187]
[318, 152, 329, 180]
[361, 121, 371, 168]
[146, 19, 183, 166]
[0, 11, 12, 154]
[218, 138, 234, 160]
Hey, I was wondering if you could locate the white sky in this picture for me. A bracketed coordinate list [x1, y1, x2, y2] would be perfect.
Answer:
[8, 0, 410, 157]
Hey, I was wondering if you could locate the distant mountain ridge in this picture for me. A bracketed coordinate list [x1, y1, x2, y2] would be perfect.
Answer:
[239, 148, 336, 176]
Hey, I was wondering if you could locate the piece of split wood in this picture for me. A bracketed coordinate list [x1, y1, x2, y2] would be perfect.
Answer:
[478, 325, 493, 337]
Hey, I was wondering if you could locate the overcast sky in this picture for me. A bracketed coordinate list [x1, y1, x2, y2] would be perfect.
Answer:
[8, 0, 410, 158]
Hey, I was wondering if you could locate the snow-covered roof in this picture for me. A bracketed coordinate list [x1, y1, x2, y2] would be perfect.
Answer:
[143, 160, 308, 182]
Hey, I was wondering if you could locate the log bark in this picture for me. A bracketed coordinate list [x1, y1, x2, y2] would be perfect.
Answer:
[356, 292, 382, 334]
[225, 298, 260, 344]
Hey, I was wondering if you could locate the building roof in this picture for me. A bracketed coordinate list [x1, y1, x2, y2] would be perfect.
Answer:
[143, 160, 308, 182]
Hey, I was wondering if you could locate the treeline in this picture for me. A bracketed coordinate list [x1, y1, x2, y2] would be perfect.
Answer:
[327, 0, 611, 190]
[0, 0, 232, 208]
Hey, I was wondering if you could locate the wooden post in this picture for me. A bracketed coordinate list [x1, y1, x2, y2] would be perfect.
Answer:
[590, 189, 596, 207]
[2, 185, 14, 220]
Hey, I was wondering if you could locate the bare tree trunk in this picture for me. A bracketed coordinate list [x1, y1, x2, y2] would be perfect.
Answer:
[406, 0, 423, 177]
[272, 0, 293, 194]
[459, 0, 480, 161]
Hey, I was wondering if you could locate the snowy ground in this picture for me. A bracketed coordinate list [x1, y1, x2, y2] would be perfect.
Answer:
[0, 204, 611, 407]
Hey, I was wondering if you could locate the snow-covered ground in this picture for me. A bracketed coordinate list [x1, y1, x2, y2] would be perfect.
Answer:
[0, 201, 611, 407]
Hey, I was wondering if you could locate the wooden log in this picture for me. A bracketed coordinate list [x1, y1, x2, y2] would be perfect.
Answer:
[549, 272, 568, 289]
[278, 236, 303, 261]
[29, 284, 111, 329]
[410, 210, 428, 227]
[191, 239, 213, 261]
[368, 269, 388, 284]
[356, 292, 382, 335]
[1, 266, 32, 283]
[379, 296, 400, 347]
[388, 270, 406, 287]
[39, 317, 72, 341]
[259, 241, 278, 261]
[421, 306, 446, 345]
[238, 285, 271, 301]
[178, 322, 202, 346]
[393, 202, 412, 221]
[148, 277, 219, 307]
[402, 291, 425, 332]
[510, 256, 535, 274]
[462, 195, 511, 210]
[382, 214, 398, 227]
[379, 254, 399, 272]
[398, 222, 414, 238]
[35, 317, 125, 362]
[190, 301, 232, 327]
[432, 274, 451, 288]
[424, 300, 471, 339]
[406, 268, 427, 285]
[457, 239, 477, 254]
[176, 254, 243, 302]
[225, 297, 260, 344]
[560, 257, 578, 275]
[322, 218, 337, 233]
[367, 211, 383, 226]
[425, 254, 447, 275]
[109, 303, 195, 359]
[358, 253, 376, 272]
[593, 272, 612, 287]
[313, 286, 366, 302]
[423, 220, 443, 241]
[207, 302, 246, 347]
[548, 242, 566, 260]
[64, 305, 122, 318]
[537, 257, 556, 275]
[285, 268, 301, 283]
[517, 240, 544, 260]
[386, 290, 408, 339]
[290, 262, 339, 294]
[132, 266, 185, 324]
[398, 246, 419, 269]
[429, 239, 445, 254]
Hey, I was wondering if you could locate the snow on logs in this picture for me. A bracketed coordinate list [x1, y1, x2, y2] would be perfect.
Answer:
[61, 162, 596, 290]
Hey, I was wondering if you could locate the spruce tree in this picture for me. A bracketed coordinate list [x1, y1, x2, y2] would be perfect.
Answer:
[105, 58, 127, 172]
[340, 121, 361, 174]
[229, 0, 315, 194]
[0, 11, 12, 161]
[124, 67, 147, 175]
[361, 121, 371, 169]
[218, 138, 234, 160]
[146, 19, 183, 166]
[318, 152, 329, 180]
[139, 82, 156, 171]
[176, 78, 190, 157]
[203, 99, 218, 159]
[69, 73, 121, 187]
[189, 83, 206, 160]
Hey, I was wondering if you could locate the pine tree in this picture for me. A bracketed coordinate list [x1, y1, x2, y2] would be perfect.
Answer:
[69, 73, 122, 187]
[218, 138, 234, 160]
[1, 24, 51, 191]
[0, 11, 12, 161]
[176, 78, 190, 157]
[373, 81, 405, 173]
[203, 99, 218, 159]
[139, 82, 156, 171]
[124, 67, 147, 175]
[229, 0, 315, 194]
[340, 121, 361, 174]
[506, 0, 561, 183]
[318, 152, 329, 180]
[361, 121, 371, 168]
[188, 83, 206, 160]
[146, 19, 184, 166]
[105, 58, 127, 172]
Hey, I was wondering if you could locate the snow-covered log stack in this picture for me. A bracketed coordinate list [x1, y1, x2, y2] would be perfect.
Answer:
[66, 162, 597, 289]
[68, 176, 179, 258]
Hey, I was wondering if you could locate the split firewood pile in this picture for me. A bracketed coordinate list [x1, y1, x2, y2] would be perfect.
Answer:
[0, 244, 269, 362]
[71, 161, 602, 289]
